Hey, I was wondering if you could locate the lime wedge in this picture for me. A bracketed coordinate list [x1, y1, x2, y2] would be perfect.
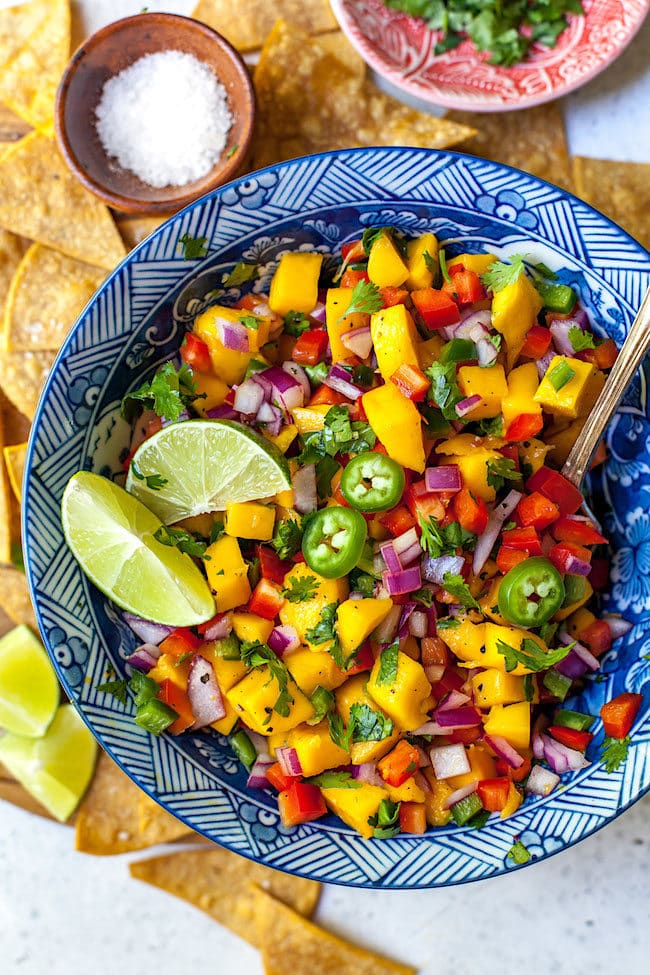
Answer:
[125, 419, 291, 524]
[62, 471, 215, 626]
[0, 625, 59, 737]
[0, 704, 97, 821]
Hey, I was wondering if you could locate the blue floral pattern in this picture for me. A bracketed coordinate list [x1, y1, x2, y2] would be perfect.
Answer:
[611, 508, 650, 615]
[68, 366, 109, 427]
[48, 627, 89, 689]
[221, 172, 278, 210]
[476, 189, 538, 229]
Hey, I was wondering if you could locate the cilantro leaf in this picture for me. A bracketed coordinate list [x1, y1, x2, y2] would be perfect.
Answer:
[154, 525, 208, 558]
[476, 415, 504, 437]
[423, 249, 437, 274]
[339, 279, 384, 320]
[486, 456, 523, 492]
[419, 516, 476, 558]
[441, 572, 479, 609]
[239, 314, 259, 331]
[376, 641, 399, 686]
[271, 518, 303, 560]
[179, 233, 208, 260]
[568, 326, 596, 352]
[507, 840, 531, 864]
[11, 543, 24, 573]
[602, 735, 630, 773]
[282, 574, 320, 603]
[97, 679, 129, 705]
[308, 685, 336, 725]
[350, 703, 393, 742]
[130, 462, 168, 491]
[305, 771, 362, 789]
[413, 587, 435, 607]
[361, 226, 385, 255]
[240, 640, 294, 723]
[436, 617, 460, 630]
[222, 262, 257, 288]
[328, 711, 353, 752]
[367, 798, 401, 838]
[425, 361, 464, 421]
[439, 247, 451, 284]
[121, 360, 202, 423]
[283, 310, 311, 337]
[481, 254, 526, 293]
[298, 405, 376, 464]
[496, 638, 573, 674]
[305, 602, 339, 647]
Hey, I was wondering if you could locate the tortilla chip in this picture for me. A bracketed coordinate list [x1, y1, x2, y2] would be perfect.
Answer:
[192, 0, 337, 53]
[130, 848, 320, 946]
[252, 885, 416, 975]
[446, 102, 572, 191]
[572, 156, 650, 252]
[0, 132, 127, 270]
[0, 228, 26, 309]
[117, 215, 167, 252]
[0, 405, 11, 563]
[1, 392, 31, 445]
[0, 564, 37, 627]
[0, 103, 31, 145]
[0, 347, 55, 421]
[299, 30, 366, 79]
[0, 0, 70, 136]
[0, 0, 47, 69]
[75, 751, 192, 855]
[4, 243, 105, 352]
[3, 442, 26, 502]
[252, 21, 475, 166]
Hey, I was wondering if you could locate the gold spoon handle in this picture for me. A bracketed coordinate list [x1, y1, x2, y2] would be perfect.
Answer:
[562, 285, 650, 489]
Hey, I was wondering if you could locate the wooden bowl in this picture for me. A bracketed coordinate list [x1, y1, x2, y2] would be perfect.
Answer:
[55, 13, 256, 214]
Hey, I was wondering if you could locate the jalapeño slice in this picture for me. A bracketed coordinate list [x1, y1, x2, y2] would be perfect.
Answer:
[302, 506, 367, 579]
[498, 556, 565, 628]
[339, 453, 405, 513]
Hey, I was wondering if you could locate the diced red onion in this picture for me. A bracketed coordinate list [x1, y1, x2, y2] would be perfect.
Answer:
[414, 770, 432, 793]
[434, 705, 482, 729]
[234, 378, 265, 415]
[393, 528, 422, 568]
[268, 625, 300, 656]
[444, 783, 477, 809]
[123, 612, 174, 646]
[341, 325, 373, 359]
[526, 764, 560, 797]
[550, 318, 584, 357]
[324, 363, 365, 400]
[310, 301, 327, 323]
[397, 601, 417, 638]
[275, 746, 303, 777]
[256, 401, 283, 436]
[424, 465, 462, 493]
[455, 309, 492, 337]
[572, 642, 600, 671]
[422, 554, 464, 585]
[263, 366, 304, 411]
[351, 762, 383, 787]
[425, 664, 445, 683]
[409, 610, 428, 638]
[382, 565, 421, 596]
[293, 464, 317, 514]
[477, 337, 498, 367]
[536, 349, 555, 380]
[201, 613, 233, 642]
[539, 732, 590, 774]
[430, 743, 470, 779]
[207, 404, 239, 420]
[483, 733, 525, 770]
[126, 643, 161, 673]
[380, 541, 401, 574]
[438, 689, 471, 711]
[554, 649, 589, 680]
[247, 757, 274, 789]
[413, 745, 431, 769]
[282, 361, 310, 402]
[187, 655, 226, 729]
[603, 615, 633, 639]
[563, 553, 592, 577]
[216, 317, 249, 352]
[373, 604, 401, 644]
[473, 489, 523, 576]
[455, 394, 482, 419]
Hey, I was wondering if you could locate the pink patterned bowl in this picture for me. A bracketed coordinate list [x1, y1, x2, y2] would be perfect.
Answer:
[330, 0, 649, 111]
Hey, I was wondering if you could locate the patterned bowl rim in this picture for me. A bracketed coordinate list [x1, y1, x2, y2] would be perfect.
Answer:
[24, 146, 650, 888]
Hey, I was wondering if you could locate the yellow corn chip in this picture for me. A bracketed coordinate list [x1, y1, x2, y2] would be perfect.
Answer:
[4, 243, 105, 352]
[0, 564, 36, 628]
[75, 751, 192, 855]
[3, 442, 26, 502]
[0, 0, 70, 136]
[0, 228, 26, 309]
[0, 0, 47, 69]
[130, 848, 320, 946]
[252, 885, 417, 975]
[0, 347, 55, 421]
[316, 30, 366, 80]
[192, 0, 337, 53]
[0, 132, 127, 270]
[0, 404, 12, 563]
[0, 390, 31, 446]
[117, 215, 166, 252]
[252, 21, 475, 167]
[0, 103, 30, 146]
[572, 156, 650, 252]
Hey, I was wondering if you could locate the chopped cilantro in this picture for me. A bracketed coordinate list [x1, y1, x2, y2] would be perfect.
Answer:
[496, 637, 574, 674]
[305, 771, 362, 789]
[222, 262, 257, 287]
[121, 360, 203, 423]
[367, 798, 401, 839]
[441, 572, 479, 608]
[568, 326, 596, 352]
[486, 456, 523, 492]
[305, 602, 338, 647]
[361, 226, 386, 255]
[97, 678, 129, 705]
[439, 247, 451, 285]
[339, 279, 384, 320]
[476, 415, 504, 437]
[298, 404, 376, 464]
[327, 712, 353, 751]
[271, 518, 303, 560]
[436, 617, 460, 630]
[239, 314, 259, 331]
[11, 543, 24, 573]
[240, 640, 294, 722]
[350, 702, 394, 742]
[481, 254, 526, 292]
[308, 685, 336, 725]
[154, 525, 208, 558]
[425, 361, 464, 421]
[507, 840, 531, 864]
[130, 463, 168, 491]
[423, 249, 437, 274]
[282, 574, 320, 603]
[602, 735, 630, 773]
[419, 516, 477, 558]
[225, 143, 239, 160]
[351, 363, 375, 388]
[376, 642, 399, 686]
[209, 521, 225, 544]
[413, 587, 435, 607]
[179, 233, 208, 260]
[283, 310, 311, 337]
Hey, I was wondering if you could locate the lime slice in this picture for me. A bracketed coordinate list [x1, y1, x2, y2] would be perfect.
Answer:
[0, 625, 59, 737]
[62, 471, 215, 626]
[0, 704, 97, 821]
[125, 419, 291, 524]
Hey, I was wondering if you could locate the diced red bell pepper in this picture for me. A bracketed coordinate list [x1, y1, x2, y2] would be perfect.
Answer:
[548, 725, 594, 752]
[341, 268, 370, 288]
[551, 516, 607, 546]
[448, 726, 482, 745]
[346, 640, 375, 676]
[341, 239, 365, 262]
[292, 328, 329, 365]
[377, 740, 421, 788]
[405, 481, 446, 522]
[501, 526, 543, 554]
[266, 762, 299, 793]
[390, 363, 431, 402]
[157, 679, 193, 735]
[159, 628, 202, 659]
[520, 325, 552, 359]
[498, 444, 520, 469]
[248, 579, 285, 620]
[380, 505, 417, 537]
[504, 413, 544, 443]
[549, 541, 592, 575]
[580, 619, 612, 657]
[181, 332, 212, 373]
[594, 339, 618, 370]
[600, 692, 643, 739]
[430, 666, 465, 702]
[589, 557, 609, 591]
[257, 545, 290, 586]
[453, 487, 488, 535]
[278, 781, 327, 827]
[525, 466, 584, 516]
[399, 802, 427, 835]
[308, 384, 348, 407]
[233, 293, 262, 312]
[477, 776, 511, 812]
[516, 491, 560, 530]
[197, 613, 229, 637]
[495, 755, 531, 783]
[496, 546, 528, 574]
[421, 636, 449, 668]
[379, 286, 409, 308]
[411, 287, 460, 330]
[442, 269, 485, 305]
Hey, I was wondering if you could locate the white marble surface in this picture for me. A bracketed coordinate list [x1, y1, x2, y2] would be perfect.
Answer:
[2, 4, 650, 974]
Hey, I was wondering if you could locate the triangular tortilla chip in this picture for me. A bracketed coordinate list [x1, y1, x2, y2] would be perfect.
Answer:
[0, 403, 12, 562]
[0, 0, 70, 135]
[0, 346, 55, 420]
[316, 30, 366, 80]
[572, 157, 650, 251]
[130, 848, 320, 946]
[4, 243, 105, 352]
[252, 885, 417, 975]
[0, 564, 36, 627]
[0, 102, 30, 145]
[3, 442, 26, 501]
[117, 215, 166, 252]
[252, 21, 475, 167]
[192, 0, 337, 53]
[0, 0, 46, 70]
[75, 751, 192, 855]
[0, 132, 127, 270]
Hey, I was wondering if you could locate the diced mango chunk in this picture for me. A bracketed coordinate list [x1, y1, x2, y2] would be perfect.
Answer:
[370, 304, 420, 383]
[534, 355, 602, 419]
[367, 232, 409, 288]
[457, 364, 508, 419]
[224, 501, 275, 540]
[325, 287, 369, 362]
[283, 647, 347, 696]
[405, 233, 439, 290]
[204, 535, 251, 612]
[335, 674, 400, 765]
[226, 667, 314, 736]
[366, 651, 431, 732]
[491, 274, 543, 369]
[194, 307, 252, 385]
[287, 721, 349, 777]
[502, 362, 541, 427]
[321, 782, 388, 839]
[231, 612, 274, 644]
[471, 669, 528, 708]
[483, 702, 531, 751]
[448, 252, 497, 276]
[269, 252, 323, 317]
[279, 563, 348, 649]
[362, 382, 425, 473]
[336, 597, 394, 657]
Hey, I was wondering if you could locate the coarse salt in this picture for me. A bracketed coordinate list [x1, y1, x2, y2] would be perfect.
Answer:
[95, 49, 233, 188]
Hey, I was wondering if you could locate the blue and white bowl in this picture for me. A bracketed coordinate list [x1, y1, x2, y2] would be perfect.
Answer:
[24, 148, 650, 888]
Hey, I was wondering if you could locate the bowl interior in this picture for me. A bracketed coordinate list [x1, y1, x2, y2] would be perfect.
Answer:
[57, 14, 254, 212]
[24, 148, 650, 887]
